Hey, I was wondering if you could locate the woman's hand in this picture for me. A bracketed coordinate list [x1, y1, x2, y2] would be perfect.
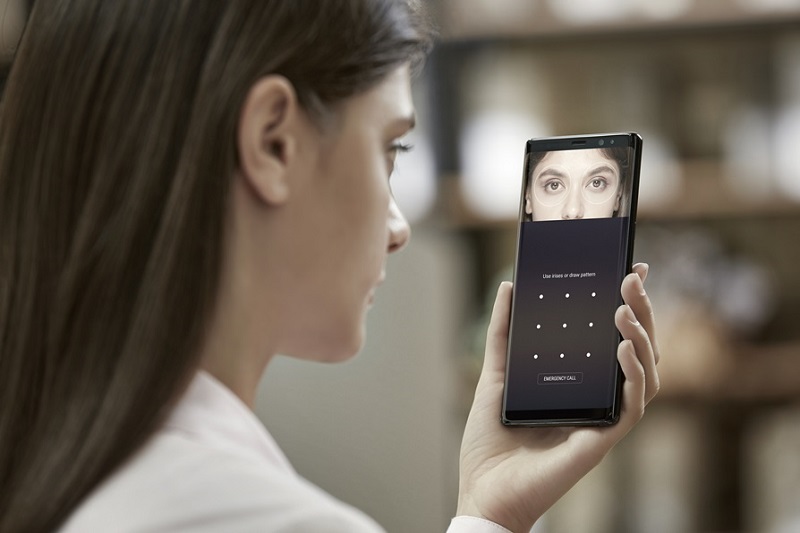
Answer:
[456, 263, 660, 533]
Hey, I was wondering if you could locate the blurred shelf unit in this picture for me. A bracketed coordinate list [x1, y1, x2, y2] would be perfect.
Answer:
[434, 8, 800, 529]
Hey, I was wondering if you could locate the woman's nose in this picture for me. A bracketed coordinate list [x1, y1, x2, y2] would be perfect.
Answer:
[387, 198, 411, 253]
[561, 188, 584, 220]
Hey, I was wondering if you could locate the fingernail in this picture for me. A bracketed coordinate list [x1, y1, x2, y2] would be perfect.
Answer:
[636, 275, 647, 296]
[637, 263, 649, 283]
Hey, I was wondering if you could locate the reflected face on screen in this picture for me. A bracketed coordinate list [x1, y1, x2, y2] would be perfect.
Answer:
[525, 148, 622, 221]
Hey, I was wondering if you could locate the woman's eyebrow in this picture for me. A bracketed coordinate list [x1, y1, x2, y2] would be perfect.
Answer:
[536, 167, 566, 179]
[586, 164, 618, 177]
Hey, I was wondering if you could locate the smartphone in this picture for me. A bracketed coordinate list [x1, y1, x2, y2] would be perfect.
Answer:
[501, 132, 642, 427]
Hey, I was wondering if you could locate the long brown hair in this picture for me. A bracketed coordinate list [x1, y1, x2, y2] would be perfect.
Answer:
[0, 1, 431, 531]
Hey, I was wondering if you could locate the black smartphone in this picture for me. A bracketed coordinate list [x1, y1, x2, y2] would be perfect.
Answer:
[501, 132, 642, 427]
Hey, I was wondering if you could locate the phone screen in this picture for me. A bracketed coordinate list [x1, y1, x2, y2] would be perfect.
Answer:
[502, 133, 642, 426]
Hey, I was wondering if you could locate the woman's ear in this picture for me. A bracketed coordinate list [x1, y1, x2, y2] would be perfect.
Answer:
[614, 191, 622, 213]
[237, 76, 301, 206]
[525, 190, 533, 215]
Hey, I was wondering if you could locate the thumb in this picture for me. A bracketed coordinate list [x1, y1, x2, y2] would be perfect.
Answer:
[482, 281, 513, 377]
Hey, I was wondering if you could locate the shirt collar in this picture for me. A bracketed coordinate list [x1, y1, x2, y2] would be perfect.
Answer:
[163, 370, 294, 473]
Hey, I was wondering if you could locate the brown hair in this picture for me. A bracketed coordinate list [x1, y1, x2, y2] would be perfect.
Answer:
[0, 1, 431, 531]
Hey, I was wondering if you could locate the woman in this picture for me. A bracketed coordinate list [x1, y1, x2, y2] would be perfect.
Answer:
[0, 1, 660, 532]
[525, 147, 630, 221]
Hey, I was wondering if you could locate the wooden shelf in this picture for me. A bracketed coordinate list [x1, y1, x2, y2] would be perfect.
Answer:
[439, 0, 800, 42]
[434, 160, 800, 228]
[639, 159, 800, 222]
[726, 341, 800, 402]
[653, 341, 800, 404]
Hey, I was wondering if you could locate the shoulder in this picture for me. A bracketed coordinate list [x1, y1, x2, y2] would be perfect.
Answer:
[60, 432, 383, 533]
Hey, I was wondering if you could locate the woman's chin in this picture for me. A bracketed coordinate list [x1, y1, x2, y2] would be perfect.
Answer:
[284, 325, 367, 364]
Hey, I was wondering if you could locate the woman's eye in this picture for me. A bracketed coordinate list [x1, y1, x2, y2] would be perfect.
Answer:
[389, 142, 413, 158]
[542, 180, 564, 193]
[588, 177, 608, 191]
[387, 142, 413, 174]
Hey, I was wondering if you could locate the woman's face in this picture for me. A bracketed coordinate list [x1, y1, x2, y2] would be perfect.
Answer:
[525, 148, 622, 221]
[262, 66, 415, 362]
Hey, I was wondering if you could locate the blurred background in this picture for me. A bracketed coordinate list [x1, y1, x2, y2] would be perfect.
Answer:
[3, 1, 800, 532]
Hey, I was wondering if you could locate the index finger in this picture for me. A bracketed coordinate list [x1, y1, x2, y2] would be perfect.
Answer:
[482, 281, 513, 376]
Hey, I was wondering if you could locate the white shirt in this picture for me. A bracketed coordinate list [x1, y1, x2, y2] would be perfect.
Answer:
[61, 371, 510, 532]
